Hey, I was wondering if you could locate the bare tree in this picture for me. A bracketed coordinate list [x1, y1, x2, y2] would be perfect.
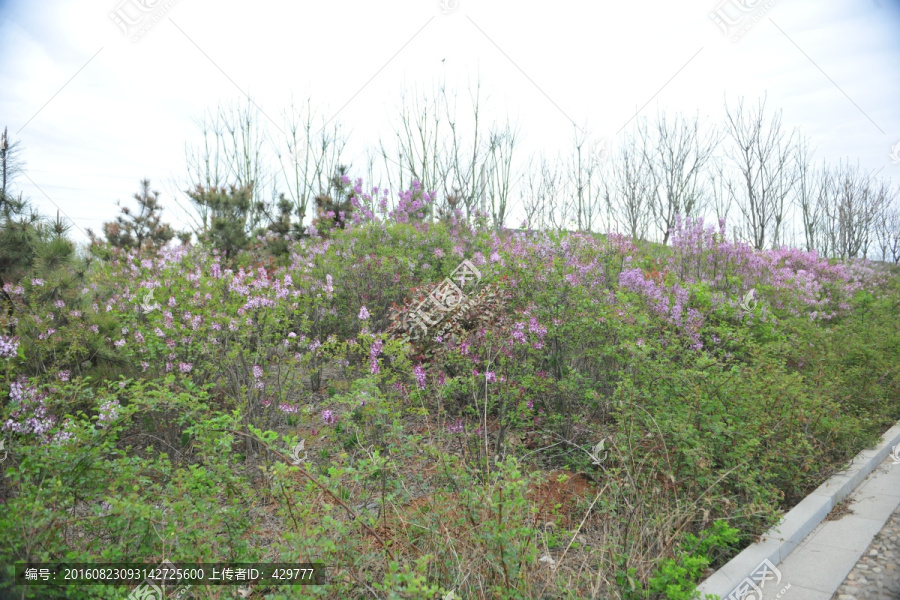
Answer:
[565, 125, 604, 232]
[874, 185, 900, 263]
[380, 81, 444, 212]
[377, 75, 524, 229]
[183, 96, 271, 237]
[272, 95, 348, 230]
[820, 161, 889, 260]
[221, 97, 269, 234]
[484, 119, 522, 230]
[792, 136, 828, 253]
[436, 76, 492, 220]
[705, 156, 733, 229]
[603, 125, 654, 242]
[638, 110, 720, 243]
[522, 153, 556, 230]
[722, 95, 799, 249]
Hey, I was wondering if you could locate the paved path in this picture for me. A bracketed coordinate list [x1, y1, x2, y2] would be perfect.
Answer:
[831, 500, 900, 599]
[759, 454, 900, 600]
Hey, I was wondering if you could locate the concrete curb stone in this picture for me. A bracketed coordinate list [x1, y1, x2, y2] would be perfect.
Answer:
[696, 421, 900, 599]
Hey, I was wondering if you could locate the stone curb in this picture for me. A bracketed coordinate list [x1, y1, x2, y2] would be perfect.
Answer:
[696, 420, 900, 599]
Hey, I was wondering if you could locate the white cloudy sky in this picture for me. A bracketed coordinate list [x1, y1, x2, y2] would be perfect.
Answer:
[1, 0, 899, 246]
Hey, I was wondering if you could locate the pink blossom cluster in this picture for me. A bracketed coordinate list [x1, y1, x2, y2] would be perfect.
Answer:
[668, 215, 878, 320]
[0, 335, 18, 359]
[413, 364, 427, 389]
[2, 378, 55, 439]
[370, 339, 383, 375]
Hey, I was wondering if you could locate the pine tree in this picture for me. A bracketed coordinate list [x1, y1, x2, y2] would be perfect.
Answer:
[311, 165, 356, 235]
[91, 179, 175, 255]
[186, 183, 255, 261]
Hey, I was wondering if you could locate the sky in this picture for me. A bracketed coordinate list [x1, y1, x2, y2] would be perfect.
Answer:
[1, 0, 899, 247]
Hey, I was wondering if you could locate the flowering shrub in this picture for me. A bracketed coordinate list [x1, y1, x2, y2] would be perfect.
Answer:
[2, 378, 57, 440]
[0, 183, 897, 600]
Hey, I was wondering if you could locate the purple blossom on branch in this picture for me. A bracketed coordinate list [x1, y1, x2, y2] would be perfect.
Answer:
[0, 335, 19, 359]
[414, 364, 427, 389]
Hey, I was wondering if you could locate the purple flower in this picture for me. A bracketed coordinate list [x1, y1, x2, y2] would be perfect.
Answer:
[358, 306, 370, 320]
[528, 317, 547, 338]
[168, 296, 176, 307]
[414, 364, 427, 389]
[58, 370, 70, 382]
[2, 378, 57, 440]
[55, 300, 65, 309]
[279, 403, 298, 414]
[485, 371, 496, 383]
[178, 362, 193, 373]
[322, 410, 335, 424]
[252, 365, 264, 379]
[0, 335, 19, 359]
[114, 339, 126, 348]
[369, 339, 383, 375]
[97, 399, 120, 424]
[447, 418, 464, 434]
[31, 278, 44, 286]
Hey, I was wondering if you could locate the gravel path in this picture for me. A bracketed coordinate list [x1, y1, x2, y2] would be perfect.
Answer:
[832, 501, 900, 600]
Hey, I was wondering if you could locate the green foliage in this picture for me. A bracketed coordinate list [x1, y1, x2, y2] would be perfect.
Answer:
[648, 520, 739, 600]
[90, 179, 176, 255]
[186, 183, 256, 261]
[1, 203, 899, 599]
